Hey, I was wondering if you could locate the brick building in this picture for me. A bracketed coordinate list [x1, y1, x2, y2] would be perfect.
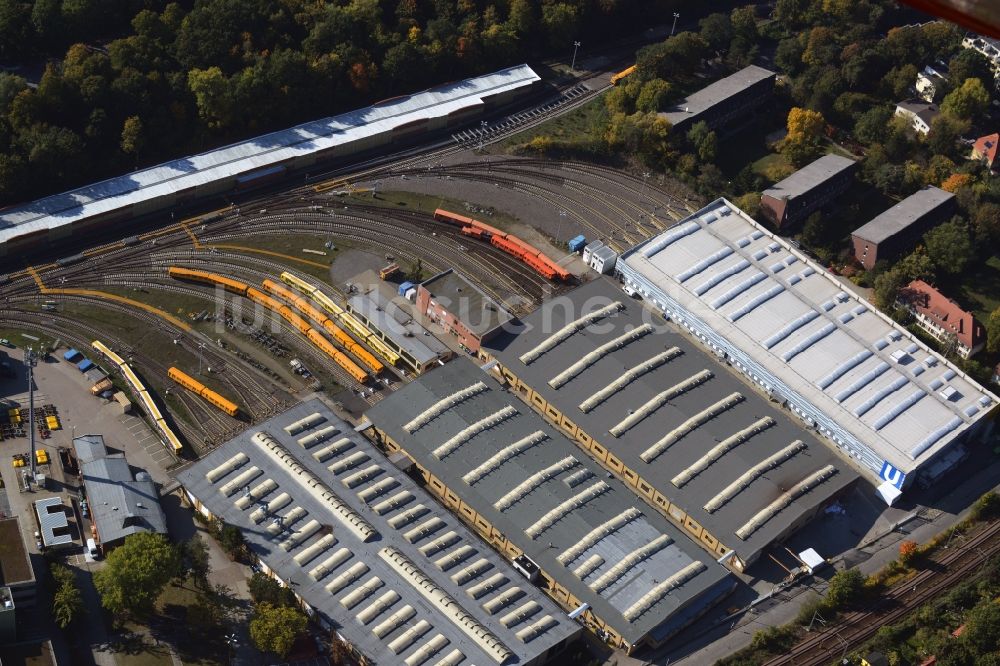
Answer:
[897, 280, 985, 359]
[851, 186, 956, 270]
[759, 154, 857, 229]
[659, 65, 775, 135]
[415, 269, 513, 353]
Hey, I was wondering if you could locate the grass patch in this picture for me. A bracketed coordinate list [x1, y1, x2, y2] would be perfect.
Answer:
[751, 152, 794, 181]
[493, 96, 607, 154]
[0, 328, 58, 351]
[958, 255, 1000, 323]
[201, 233, 337, 282]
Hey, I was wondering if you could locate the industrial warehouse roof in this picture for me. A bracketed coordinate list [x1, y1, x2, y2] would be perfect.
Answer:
[0, 518, 33, 585]
[660, 65, 775, 127]
[34, 497, 73, 548]
[618, 199, 998, 483]
[481, 279, 856, 565]
[851, 186, 954, 244]
[82, 453, 167, 546]
[73, 434, 109, 464]
[0, 65, 541, 247]
[420, 269, 514, 337]
[366, 359, 734, 649]
[176, 400, 577, 666]
[762, 154, 856, 201]
[348, 285, 451, 367]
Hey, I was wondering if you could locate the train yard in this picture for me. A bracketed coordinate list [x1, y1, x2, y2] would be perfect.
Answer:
[1, 150, 693, 463]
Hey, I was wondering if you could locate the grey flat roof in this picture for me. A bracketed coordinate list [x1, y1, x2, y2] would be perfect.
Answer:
[0, 65, 540, 247]
[762, 154, 856, 201]
[851, 186, 954, 244]
[73, 434, 108, 464]
[82, 454, 167, 545]
[0, 518, 34, 585]
[366, 359, 735, 648]
[481, 280, 856, 565]
[34, 497, 72, 548]
[176, 400, 577, 665]
[420, 269, 514, 337]
[349, 288, 450, 366]
[618, 199, 998, 483]
[660, 65, 775, 127]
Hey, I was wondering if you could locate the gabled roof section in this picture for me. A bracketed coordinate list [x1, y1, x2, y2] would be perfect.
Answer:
[898, 280, 984, 350]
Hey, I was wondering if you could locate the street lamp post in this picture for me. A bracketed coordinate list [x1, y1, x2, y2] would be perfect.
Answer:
[196, 342, 206, 375]
[640, 171, 651, 200]
[557, 210, 567, 244]
[478, 121, 488, 151]
[671, 13, 680, 36]
[571, 41, 581, 71]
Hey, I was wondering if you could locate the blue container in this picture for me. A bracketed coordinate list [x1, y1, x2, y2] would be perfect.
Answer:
[568, 235, 586, 253]
[77, 359, 94, 372]
[63, 349, 81, 362]
[398, 281, 415, 296]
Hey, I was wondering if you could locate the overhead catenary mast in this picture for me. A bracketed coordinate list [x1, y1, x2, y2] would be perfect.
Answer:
[26, 347, 36, 487]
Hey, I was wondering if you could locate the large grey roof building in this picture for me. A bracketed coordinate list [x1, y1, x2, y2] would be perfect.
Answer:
[177, 400, 578, 666]
[348, 279, 453, 374]
[366, 359, 735, 654]
[659, 65, 775, 135]
[851, 186, 956, 270]
[75, 435, 167, 549]
[617, 199, 998, 502]
[0, 65, 541, 257]
[760, 154, 857, 229]
[479, 280, 856, 571]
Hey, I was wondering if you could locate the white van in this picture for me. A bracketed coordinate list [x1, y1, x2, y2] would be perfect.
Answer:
[86, 538, 99, 559]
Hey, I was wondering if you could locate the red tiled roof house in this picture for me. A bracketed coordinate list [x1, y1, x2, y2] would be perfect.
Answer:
[897, 280, 985, 359]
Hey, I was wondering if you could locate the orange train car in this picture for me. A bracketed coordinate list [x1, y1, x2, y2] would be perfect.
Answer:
[168, 267, 249, 295]
[262, 279, 384, 374]
[305, 329, 368, 383]
[167, 367, 240, 417]
[434, 208, 477, 227]
[278, 305, 313, 335]
[245, 287, 285, 312]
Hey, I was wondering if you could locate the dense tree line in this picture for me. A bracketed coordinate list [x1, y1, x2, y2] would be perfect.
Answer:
[0, 0, 676, 205]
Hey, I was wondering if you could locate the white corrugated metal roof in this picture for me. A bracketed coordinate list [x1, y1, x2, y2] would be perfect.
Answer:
[620, 199, 998, 478]
[34, 496, 73, 547]
[0, 64, 540, 246]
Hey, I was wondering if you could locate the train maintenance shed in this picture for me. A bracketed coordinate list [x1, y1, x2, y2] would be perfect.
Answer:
[616, 199, 998, 502]
[479, 279, 857, 571]
[0, 64, 541, 258]
[177, 399, 578, 666]
[366, 358, 736, 655]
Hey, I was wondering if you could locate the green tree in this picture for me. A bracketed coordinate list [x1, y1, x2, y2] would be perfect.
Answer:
[187, 66, 235, 130]
[733, 192, 760, 218]
[182, 535, 211, 587]
[941, 77, 991, 122]
[540, 3, 579, 50]
[987, 308, 1000, 354]
[93, 533, 181, 619]
[698, 13, 733, 53]
[923, 218, 972, 275]
[635, 79, 670, 113]
[249, 603, 308, 658]
[120, 115, 144, 158]
[248, 571, 298, 608]
[825, 568, 865, 609]
[686, 121, 717, 163]
[219, 523, 245, 560]
[730, 6, 758, 43]
[853, 106, 893, 145]
[963, 600, 1000, 655]
[873, 268, 906, 309]
[50, 563, 84, 629]
[947, 50, 995, 95]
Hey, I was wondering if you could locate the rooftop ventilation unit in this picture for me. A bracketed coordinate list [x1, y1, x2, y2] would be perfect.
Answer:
[494, 456, 579, 511]
[520, 302, 623, 365]
[704, 440, 807, 513]
[589, 535, 672, 593]
[735, 465, 838, 540]
[404, 382, 488, 432]
[609, 370, 713, 437]
[548, 325, 653, 389]
[579, 348, 681, 413]
[557, 507, 643, 566]
[672, 417, 776, 487]
[641, 392, 743, 463]
[434, 406, 518, 459]
[621, 561, 706, 622]
[463, 431, 547, 485]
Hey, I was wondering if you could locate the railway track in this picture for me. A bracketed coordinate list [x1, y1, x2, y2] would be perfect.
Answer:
[763, 519, 1000, 665]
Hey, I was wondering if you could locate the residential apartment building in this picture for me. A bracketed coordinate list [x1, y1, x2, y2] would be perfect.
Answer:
[759, 154, 857, 229]
[659, 65, 775, 135]
[851, 186, 956, 270]
[895, 99, 941, 135]
[897, 280, 985, 358]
